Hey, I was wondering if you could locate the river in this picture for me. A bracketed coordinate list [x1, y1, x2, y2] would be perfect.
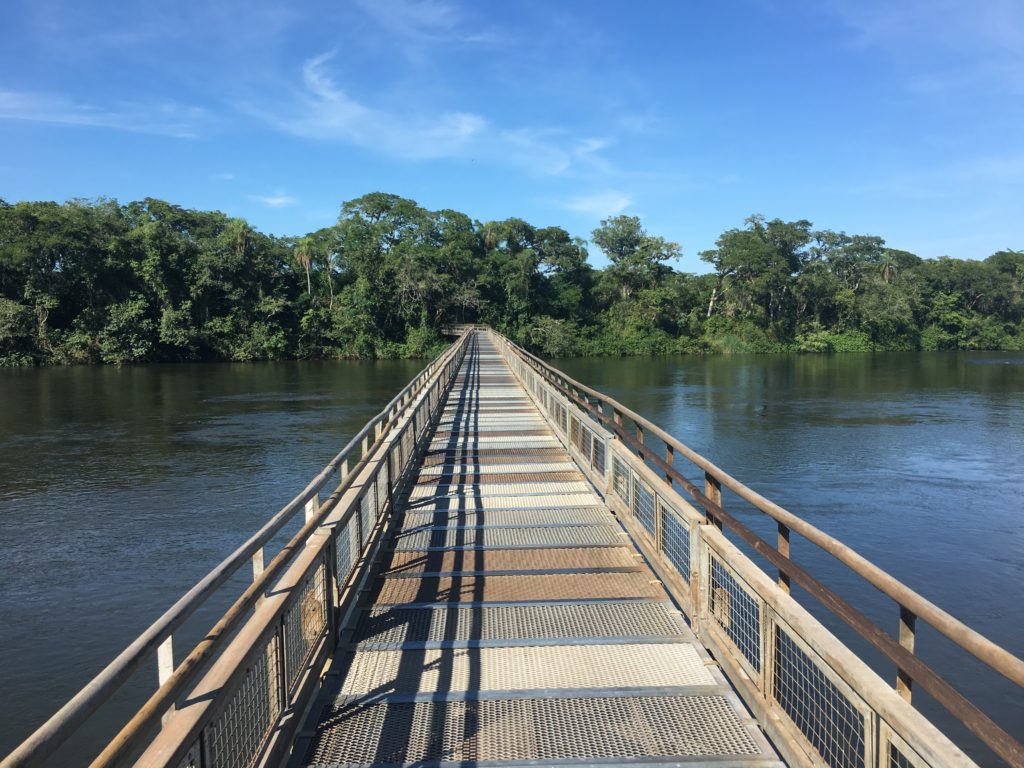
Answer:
[1, 351, 1022, 764]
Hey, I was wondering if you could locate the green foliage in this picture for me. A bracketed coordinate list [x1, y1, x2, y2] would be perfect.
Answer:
[796, 324, 872, 353]
[0, 196, 1020, 365]
[99, 294, 155, 364]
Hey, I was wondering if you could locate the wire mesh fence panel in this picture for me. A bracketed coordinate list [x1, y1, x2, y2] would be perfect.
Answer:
[573, 418, 588, 454]
[661, 502, 691, 579]
[283, 561, 327, 694]
[633, 476, 657, 538]
[612, 456, 631, 510]
[358, 487, 375, 547]
[374, 464, 389, 517]
[708, 555, 763, 674]
[203, 634, 281, 768]
[772, 622, 869, 768]
[334, 518, 357, 592]
[880, 722, 931, 768]
[592, 434, 606, 477]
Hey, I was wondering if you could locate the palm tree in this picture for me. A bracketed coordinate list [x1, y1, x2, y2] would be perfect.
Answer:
[880, 251, 898, 284]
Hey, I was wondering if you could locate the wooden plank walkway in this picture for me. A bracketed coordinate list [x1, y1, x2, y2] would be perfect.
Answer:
[296, 334, 784, 767]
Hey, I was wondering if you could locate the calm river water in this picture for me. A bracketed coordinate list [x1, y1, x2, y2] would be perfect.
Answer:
[1, 351, 1022, 764]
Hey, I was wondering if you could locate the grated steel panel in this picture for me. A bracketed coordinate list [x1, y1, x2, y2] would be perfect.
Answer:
[381, 547, 639, 576]
[374, 571, 665, 604]
[355, 601, 685, 646]
[338, 643, 716, 695]
[413, 470, 583, 485]
[416, 460, 578, 476]
[405, 493, 601, 512]
[391, 524, 623, 550]
[420, 448, 566, 466]
[432, 428, 550, 439]
[304, 695, 767, 766]
[428, 437, 562, 451]
[396, 506, 610, 530]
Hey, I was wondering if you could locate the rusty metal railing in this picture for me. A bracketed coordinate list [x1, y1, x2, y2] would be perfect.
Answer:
[492, 329, 1024, 768]
[1, 331, 473, 768]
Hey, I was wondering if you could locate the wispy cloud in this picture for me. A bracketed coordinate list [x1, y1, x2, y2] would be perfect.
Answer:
[822, 0, 1024, 94]
[563, 192, 632, 218]
[254, 50, 485, 159]
[0, 89, 206, 138]
[250, 193, 297, 208]
[252, 50, 614, 177]
[211, 171, 235, 181]
[353, 0, 495, 44]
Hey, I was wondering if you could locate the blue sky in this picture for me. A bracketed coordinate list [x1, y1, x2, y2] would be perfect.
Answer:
[1, 0, 1022, 272]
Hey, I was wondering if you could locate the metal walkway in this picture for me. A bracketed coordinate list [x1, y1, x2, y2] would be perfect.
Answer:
[296, 336, 783, 767]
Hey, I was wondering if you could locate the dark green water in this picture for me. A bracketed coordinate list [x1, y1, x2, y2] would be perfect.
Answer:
[1, 352, 1022, 764]
[0, 359, 425, 762]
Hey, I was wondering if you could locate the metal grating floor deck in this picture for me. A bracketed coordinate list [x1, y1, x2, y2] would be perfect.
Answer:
[297, 334, 783, 768]
[353, 601, 687, 647]
[305, 695, 770, 767]
[373, 571, 667, 604]
[380, 546, 638, 576]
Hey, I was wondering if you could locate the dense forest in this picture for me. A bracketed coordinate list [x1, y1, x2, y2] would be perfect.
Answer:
[0, 193, 1021, 365]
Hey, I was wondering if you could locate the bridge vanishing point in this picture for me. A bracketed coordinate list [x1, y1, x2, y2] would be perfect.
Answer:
[3, 328, 1023, 768]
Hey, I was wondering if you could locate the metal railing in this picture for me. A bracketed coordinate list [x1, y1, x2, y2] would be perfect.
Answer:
[491, 329, 1024, 768]
[2, 330, 473, 768]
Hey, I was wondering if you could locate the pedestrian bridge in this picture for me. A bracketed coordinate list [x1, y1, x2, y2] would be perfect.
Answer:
[4, 330, 1022, 768]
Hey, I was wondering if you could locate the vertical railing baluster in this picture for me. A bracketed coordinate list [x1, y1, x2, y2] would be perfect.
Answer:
[897, 606, 917, 702]
[704, 471, 722, 529]
[664, 444, 674, 485]
[776, 523, 791, 594]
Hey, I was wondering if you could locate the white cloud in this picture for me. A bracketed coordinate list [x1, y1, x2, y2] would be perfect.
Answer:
[250, 193, 297, 208]
[823, 0, 1024, 94]
[211, 171, 235, 181]
[257, 50, 486, 159]
[0, 89, 205, 138]
[253, 50, 616, 178]
[355, 0, 458, 39]
[564, 192, 632, 218]
[353, 0, 495, 44]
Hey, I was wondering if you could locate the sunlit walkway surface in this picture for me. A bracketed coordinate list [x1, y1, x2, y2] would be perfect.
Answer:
[296, 336, 782, 766]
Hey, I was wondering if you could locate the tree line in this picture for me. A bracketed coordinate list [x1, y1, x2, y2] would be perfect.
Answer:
[0, 192, 1021, 365]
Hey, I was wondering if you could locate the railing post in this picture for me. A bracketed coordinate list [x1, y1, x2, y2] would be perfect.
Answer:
[636, 423, 645, 460]
[664, 444, 674, 486]
[157, 637, 174, 725]
[304, 494, 318, 524]
[897, 606, 918, 702]
[252, 547, 265, 580]
[704, 471, 722, 529]
[776, 522, 791, 594]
